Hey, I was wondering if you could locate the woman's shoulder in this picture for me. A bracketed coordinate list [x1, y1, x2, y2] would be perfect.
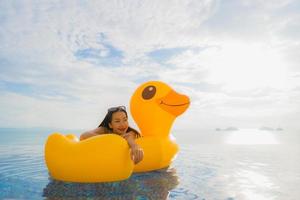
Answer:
[94, 126, 111, 134]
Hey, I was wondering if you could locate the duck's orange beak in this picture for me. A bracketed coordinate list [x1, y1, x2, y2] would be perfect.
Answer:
[156, 89, 190, 117]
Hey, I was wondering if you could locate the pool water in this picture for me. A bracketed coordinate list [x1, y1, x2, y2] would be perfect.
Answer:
[0, 128, 299, 199]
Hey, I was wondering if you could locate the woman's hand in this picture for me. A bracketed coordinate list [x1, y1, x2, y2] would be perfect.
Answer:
[130, 144, 144, 164]
[122, 132, 144, 164]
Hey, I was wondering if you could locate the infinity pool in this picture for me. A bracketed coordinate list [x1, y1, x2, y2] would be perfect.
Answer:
[0, 128, 299, 199]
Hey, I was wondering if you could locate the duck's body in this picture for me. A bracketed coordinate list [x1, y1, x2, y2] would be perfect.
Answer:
[45, 133, 133, 182]
[45, 134, 178, 182]
[134, 136, 178, 172]
[44, 81, 190, 182]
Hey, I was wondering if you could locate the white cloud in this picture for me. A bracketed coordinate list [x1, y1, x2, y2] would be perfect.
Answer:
[0, 0, 218, 62]
[241, 0, 294, 10]
[157, 38, 300, 130]
[0, 89, 138, 130]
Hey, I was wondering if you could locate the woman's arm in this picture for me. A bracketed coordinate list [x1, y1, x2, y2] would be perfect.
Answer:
[122, 131, 144, 164]
[79, 127, 105, 141]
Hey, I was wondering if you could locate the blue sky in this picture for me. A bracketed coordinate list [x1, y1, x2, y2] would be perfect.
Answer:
[0, 0, 300, 131]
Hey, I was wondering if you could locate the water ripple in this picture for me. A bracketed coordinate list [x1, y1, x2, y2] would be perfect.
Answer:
[0, 145, 47, 181]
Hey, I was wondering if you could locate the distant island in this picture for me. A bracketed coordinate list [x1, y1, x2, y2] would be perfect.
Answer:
[259, 127, 283, 131]
[215, 127, 239, 131]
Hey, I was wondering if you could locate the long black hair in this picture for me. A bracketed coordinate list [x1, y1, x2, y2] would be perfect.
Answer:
[98, 106, 141, 138]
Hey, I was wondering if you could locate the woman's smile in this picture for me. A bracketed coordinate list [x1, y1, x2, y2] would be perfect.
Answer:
[118, 128, 127, 133]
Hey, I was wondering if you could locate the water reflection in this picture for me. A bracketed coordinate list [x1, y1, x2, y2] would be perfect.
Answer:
[43, 167, 179, 199]
[233, 169, 278, 200]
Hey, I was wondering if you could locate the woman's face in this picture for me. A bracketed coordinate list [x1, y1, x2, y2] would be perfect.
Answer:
[109, 111, 129, 135]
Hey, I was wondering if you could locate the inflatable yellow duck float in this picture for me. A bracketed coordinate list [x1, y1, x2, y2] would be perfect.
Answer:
[45, 81, 190, 182]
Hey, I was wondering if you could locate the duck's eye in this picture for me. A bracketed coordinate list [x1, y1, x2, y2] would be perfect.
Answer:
[142, 85, 156, 100]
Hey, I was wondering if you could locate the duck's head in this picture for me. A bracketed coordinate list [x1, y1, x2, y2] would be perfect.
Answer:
[130, 81, 190, 137]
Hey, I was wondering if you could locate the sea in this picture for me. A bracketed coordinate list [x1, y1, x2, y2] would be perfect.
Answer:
[0, 128, 299, 200]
